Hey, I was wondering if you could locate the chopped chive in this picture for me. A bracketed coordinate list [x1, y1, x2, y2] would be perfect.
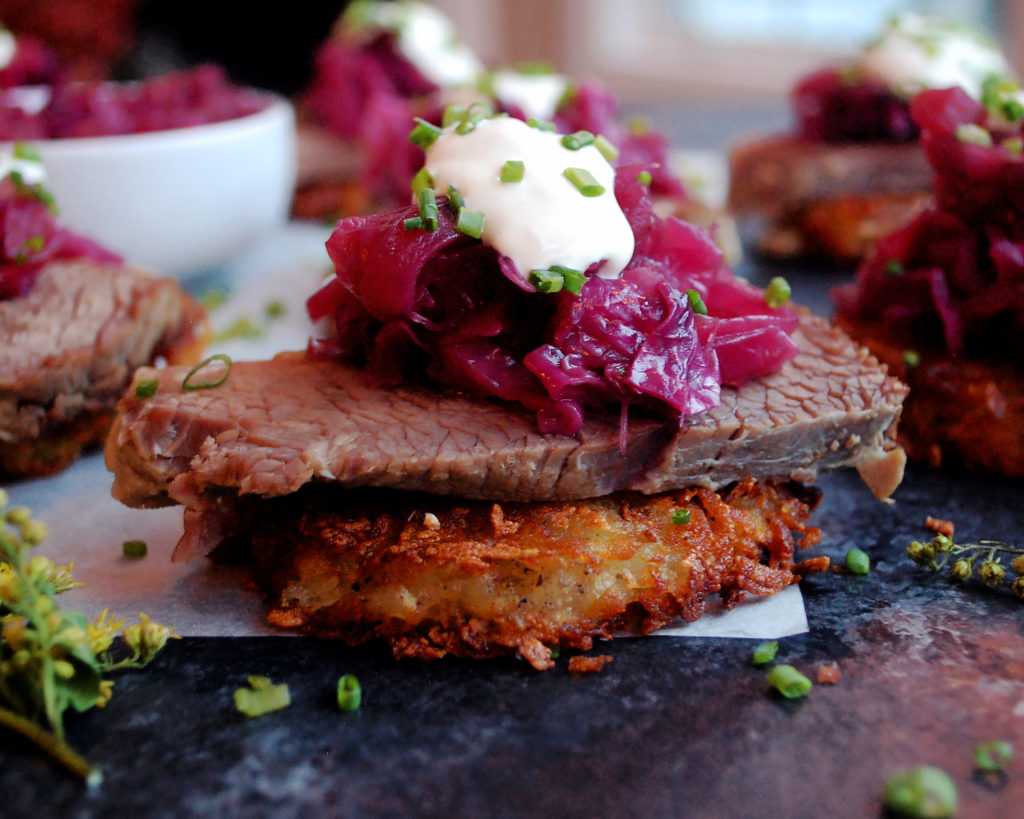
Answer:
[1003, 136, 1023, 155]
[529, 268, 565, 293]
[442, 104, 468, 127]
[593, 134, 619, 162]
[447, 185, 465, 210]
[561, 130, 595, 150]
[134, 379, 158, 399]
[764, 276, 791, 308]
[408, 117, 442, 148]
[12, 142, 41, 162]
[265, 300, 285, 319]
[751, 640, 778, 666]
[182, 354, 232, 391]
[122, 540, 148, 558]
[671, 508, 691, 525]
[456, 208, 486, 238]
[411, 167, 434, 196]
[500, 159, 525, 183]
[213, 317, 263, 343]
[901, 349, 922, 368]
[198, 287, 230, 310]
[527, 117, 556, 132]
[337, 674, 362, 711]
[635, 170, 652, 186]
[882, 766, 958, 818]
[417, 187, 439, 231]
[685, 289, 708, 316]
[974, 739, 1013, 773]
[884, 258, 905, 276]
[562, 167, 605, 197]
[234, 676, 291, 717]
[404, 216, 424, 231]
[766, 664, 813, 699]
[845, 547, 871, 575]
[549, 646, 561, 659]
[554, 266, 586, 295]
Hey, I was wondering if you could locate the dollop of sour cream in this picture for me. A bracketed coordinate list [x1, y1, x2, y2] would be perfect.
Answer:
[859, 13, 1013, 99]
[342, 0, 482, 88]
[0, 28, 15, 71]
[489, 69, 570, 121]
[424, 116, 635, 283]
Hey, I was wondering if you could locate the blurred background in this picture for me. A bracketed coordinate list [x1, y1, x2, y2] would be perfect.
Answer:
[0, 0, 1018, 102]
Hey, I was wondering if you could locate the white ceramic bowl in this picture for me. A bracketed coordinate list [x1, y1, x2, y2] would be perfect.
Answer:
[7, 92, 297, 276]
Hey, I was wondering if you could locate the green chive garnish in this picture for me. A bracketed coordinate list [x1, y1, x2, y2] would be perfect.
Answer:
[526, 117, 556, 132]
[671, 508, 691, 525]
[635, 170, 652, 186]
[561, 130, 595, 150]
[234, 676, 291, 718]
[411, 167, 434, 196]
[529, 268, 565, 293]
[562, 167, 605, 197]
[974, 739, 1013, 773]
[557, 266, 586, 295]
[198, 288, 230, 310]
[182, 354, 232, 392]
[593, 134, 619, 162]
[845, 547, 871, 575]
[456, 208, 486, 238]
[500, 160, 525, 183]
[12, 142, 41, 163]
[884, 258, 905, 276]
[766, 664, 813, 699]
[751, 641, 778, 666]
[442, 105, 469, 128]
[417, 187, 438, 231]
[404, 216, 424, 231]
[764, 276, 791, 308]
[1002, 136, 1023, 155]
[408, 117, 442, 149]
[685, 289, 708, 316]
[882, 766, 958, 819]
[337, 674, 362, 712]
[134, 379, 158, 399]
[447, 185, 465, 210]
[265, 300, 285, 319]
[901, 349, 922, 368]
[122, 540, 148, 559]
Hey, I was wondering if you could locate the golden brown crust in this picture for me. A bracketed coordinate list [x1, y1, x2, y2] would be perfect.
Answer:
[219, 479, 825, 670]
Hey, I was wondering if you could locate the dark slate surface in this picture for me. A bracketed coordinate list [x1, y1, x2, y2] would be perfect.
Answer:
[4, 101, 1024, 818]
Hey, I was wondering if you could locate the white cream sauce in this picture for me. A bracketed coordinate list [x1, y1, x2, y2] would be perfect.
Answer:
[0, 29, 15, 71]
[424, 116, 634, 284]
[490, 70, 570, 121]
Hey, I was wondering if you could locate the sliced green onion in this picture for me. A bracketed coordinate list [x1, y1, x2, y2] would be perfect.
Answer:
[671, 508, 691, 525]
[1002, 136, 1023, 155]
[685, 289, 708, 316]
[408, 117, 442, 149]
[527, 117, 556, 132]
[845, 547, 871, 575]
[529, 268, 565, 293]
[561, 130, 595, 150]
[548, 646, 561, 659]
[404, 216, 424, 231]
[198, 287, 230, 310]
[635, 170, 652, 186]
[751, 640, 778, 666]
[442, 104, 469, 127]
[882, 766, 958, 818]
[555, 266, 586, 295]
[265, 301, 285, 319]
[884, 258, 905, 276]
[234, 676, 291, 718]
[447, 185, 465, 210]
[766, 664, 812, 699]
[562, 167, 605, 197]
[456, 208, 486, 238]
[974, 739, 1013, 773]
[122, 540, 148, 559]
[411, 167, 434, 196]
[134, 379, 158, 399]
[500, 159, 525, 183]
[955, 123, 993, 147]
[213, 317, 263, 343]
[182, 354, 232, 392]
[901, 349, 922, 368]
[337, 674, 362, 712]
[417, 187, 439, 231]
[593, 134, 619, 163]
[764, 276, 791, 308]
[12, 142, 41, 162]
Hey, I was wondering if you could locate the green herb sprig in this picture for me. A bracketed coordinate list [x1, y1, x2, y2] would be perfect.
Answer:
[0, 491, 175, 783]
[907, 534, 1024, 597]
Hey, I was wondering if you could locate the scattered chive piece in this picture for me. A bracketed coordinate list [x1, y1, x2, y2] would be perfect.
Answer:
[882, 766, 958, 818]
[442, 104, 468, 128]
[404, 216, 424, 231]
[198, 288, 230, 310]
[884, 258, 906, 277]
[213, 317, 264, 343]
[527, 117, 556, 132]
[417, 187, 439, 231]
[671, 508, 691, 525]
[447, 185, 465, 210]
[751, 640, 778, 666]
[766, 664, 812, 699]
[685, 289, 708, 316]
[529, 268, 565, 293]
[265, 301, 285, 319]
[955, 123, 993, 147]
[337, 674, 362, 712]
[456, 208, 486, 238]
[593, 134, 619, 162]
[1003, 136, 1024, 155]
[408, 117, 442, 148]
[561, 130, 595, 150]
[901, 349, 922, 368]
[411, 167, 434, 196]
[182, 354, 232, 392]
[12, 142, 42, 162]
[548, 646, 561, 659]
[234, 676, 291, 718]
[562, 167, 605, 197]
[500, 159, 525, 183]
[555, 266, 586, 295]
[122, 540, 148, 559]
[134, 379, 158, 399]
[635, 170, 652, 186]
[845, 547, 871, 575]
[974, 739, 1013, 773]
[764, 276, 791, 308]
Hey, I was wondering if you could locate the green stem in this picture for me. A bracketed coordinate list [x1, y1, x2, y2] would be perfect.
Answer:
[0, 705, 101, 785]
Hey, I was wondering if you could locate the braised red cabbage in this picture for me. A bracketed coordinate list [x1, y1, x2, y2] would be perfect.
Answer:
[309, 167, 798, 435]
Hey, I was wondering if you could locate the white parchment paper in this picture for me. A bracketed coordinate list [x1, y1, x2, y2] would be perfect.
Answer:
[2, 220, 809, 641]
